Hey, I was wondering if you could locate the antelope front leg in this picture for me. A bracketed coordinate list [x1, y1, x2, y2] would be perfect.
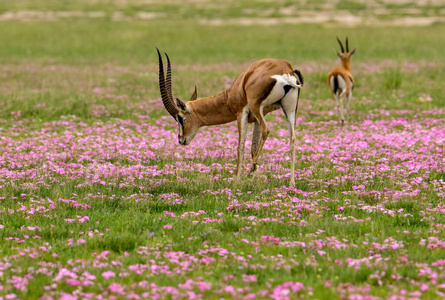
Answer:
[235, 107, 249, 181]
[250, 121, 261, 173]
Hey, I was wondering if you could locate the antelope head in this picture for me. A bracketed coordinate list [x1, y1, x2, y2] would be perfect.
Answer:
[157, 48, 200, 146]
[336, 37, 356, 71]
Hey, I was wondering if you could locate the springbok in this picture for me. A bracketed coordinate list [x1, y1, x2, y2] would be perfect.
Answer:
[328, 37, 356, 125]
[157, 48, 304, 186]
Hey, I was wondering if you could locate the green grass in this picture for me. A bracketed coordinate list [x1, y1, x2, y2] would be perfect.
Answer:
[0, 20, 443, 124]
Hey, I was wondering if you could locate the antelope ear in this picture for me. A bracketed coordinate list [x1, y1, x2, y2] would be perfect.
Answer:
[190, 86, 198, 101]
[350, 47, 357, 56]
[337, 52, 342, 58]
[176, 98, 187, 111]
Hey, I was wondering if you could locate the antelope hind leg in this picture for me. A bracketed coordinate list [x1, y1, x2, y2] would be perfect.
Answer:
[280, 89, 299, 186]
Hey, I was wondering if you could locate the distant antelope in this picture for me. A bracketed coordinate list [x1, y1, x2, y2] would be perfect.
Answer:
[328, 37, 356, 125]
[157, 48, 304, 186]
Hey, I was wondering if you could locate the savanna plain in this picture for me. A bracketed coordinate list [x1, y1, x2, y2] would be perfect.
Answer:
[0, 0, 444, 299]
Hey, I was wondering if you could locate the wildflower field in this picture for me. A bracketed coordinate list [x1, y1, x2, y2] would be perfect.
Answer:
[0, 1, 445, 299]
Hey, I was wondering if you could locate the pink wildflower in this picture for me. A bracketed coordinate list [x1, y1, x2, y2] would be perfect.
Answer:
[102, 271, 116, 279]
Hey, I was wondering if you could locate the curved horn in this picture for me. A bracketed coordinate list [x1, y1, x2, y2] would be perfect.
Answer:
[157, 48, 179, 118]
[336, 37, 345, 53]
[346, 37, 349, 52]
[165, 52, 174, 109]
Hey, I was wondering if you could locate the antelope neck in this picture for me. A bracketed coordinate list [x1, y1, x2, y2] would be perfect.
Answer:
[187, 91, 236, 127]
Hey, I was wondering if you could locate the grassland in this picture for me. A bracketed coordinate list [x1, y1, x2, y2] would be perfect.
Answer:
[0, 1, 444, 299]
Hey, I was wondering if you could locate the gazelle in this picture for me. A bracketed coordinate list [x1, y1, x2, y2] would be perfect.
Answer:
[328, 37, 356, 125]
[157, 48, 304, 186]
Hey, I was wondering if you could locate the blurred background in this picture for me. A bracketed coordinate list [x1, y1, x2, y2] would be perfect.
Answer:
[0, 0, 443, 122]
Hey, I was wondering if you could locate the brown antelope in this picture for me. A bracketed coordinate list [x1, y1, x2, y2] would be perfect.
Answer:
[157, 48, 304, 186]
[328, 37, 356, 125]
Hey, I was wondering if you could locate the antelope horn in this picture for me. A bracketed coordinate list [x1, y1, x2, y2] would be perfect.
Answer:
[346, 37, 349, 52]
[157, 48, 179, 119]
[336, 37, 345, 53]
[165, 52, 174, 109]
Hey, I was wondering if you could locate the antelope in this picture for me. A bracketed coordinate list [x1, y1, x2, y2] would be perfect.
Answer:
[157, 48, 304, 186]
[328, 37, 356, 125]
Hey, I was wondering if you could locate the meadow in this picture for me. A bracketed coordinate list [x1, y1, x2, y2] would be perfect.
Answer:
[0, 0, 445, 299]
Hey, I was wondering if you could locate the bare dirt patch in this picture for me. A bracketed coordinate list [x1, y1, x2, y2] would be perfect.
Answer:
[1, 4, 445, 27]
[0, 10, 164, 22]
[199, 12, 445, 27]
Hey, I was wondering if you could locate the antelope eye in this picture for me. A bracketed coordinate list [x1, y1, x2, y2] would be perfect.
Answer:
[177, 116, 184, 126]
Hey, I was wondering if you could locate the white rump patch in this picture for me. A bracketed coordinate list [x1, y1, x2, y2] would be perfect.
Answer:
[330, 75, 348, 96]
[272, 74, 301, 89]
[337, 75, 347, 94]
[261, 74, 299, 109]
